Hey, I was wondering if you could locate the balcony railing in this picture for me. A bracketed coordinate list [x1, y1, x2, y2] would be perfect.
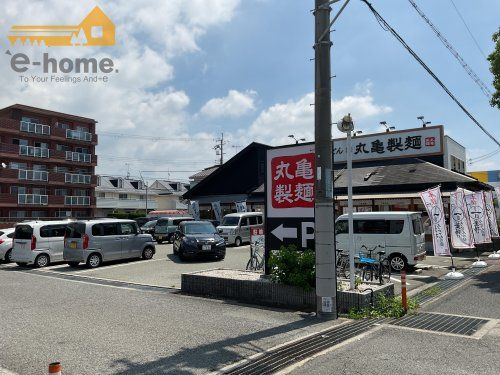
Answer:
[65, 173, 91, 184]
[18, 194, 48, 205]
[19, 145, 50, 158]
[18, 169, 48, 182]
[65, 151, 91, 163]
[65, 196, 90, 206]
[20, 121, 50, 135]
[66, 129, 92, 142]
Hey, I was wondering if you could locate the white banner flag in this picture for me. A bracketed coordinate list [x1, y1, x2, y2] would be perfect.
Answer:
[484, 191, 499, 237]
[419, 186, 451, 256]
[464, 192, 492, 244]
[188, 200, 200, 220]
[211, 201, 222, 223]
[449, 189, 474, 249]
[235, 201, 247, 213]
[495, 187, 500, 207]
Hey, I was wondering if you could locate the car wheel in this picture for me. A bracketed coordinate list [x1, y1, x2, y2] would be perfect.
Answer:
[35, 254, 50, 268]
[16, 262, 27, 267]
[5, 249, 12, 263]
[67, 262, 80, 268]
[178, 247, 186, 261]
[86, 253, 102, 269]
[173, 244, 178, 255]
[234, 237, 242, 247]
[389, 254, 407, 272]
[142, 247, 154, 260]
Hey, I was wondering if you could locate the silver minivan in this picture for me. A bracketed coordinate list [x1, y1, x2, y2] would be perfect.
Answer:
[11, 220, 71, 267]
[217, 212, 264, 247]
[154, 216, 193, 243]
[335, 212, 426, 271]
[63, 219, 156, 268]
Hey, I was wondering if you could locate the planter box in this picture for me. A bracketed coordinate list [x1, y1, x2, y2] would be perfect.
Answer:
[181, 269, 394, 313]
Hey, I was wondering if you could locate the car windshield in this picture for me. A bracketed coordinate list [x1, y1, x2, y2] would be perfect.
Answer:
[143, 220, 157, 228]
[221, 217, 239, 226]
[184, 223, 216, 234]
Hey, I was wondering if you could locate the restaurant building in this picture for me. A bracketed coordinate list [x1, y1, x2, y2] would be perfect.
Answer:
[183, 126, 491, 218]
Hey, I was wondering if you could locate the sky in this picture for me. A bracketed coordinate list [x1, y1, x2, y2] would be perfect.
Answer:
[0, 0, 498, 183]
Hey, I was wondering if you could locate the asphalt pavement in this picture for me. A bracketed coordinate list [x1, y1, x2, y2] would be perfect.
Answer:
[0, 268, 340, 374]
[290, 264, 500, 375]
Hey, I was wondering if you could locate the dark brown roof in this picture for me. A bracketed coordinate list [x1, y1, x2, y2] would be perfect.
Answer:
[333, 159, 477, 188]
[189, 165, 219, 180]
[0, 104, 97, 123]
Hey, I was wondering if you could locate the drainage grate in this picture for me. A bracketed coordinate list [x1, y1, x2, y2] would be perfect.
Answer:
[414, 267, 485, 305]
[390, 312, 489, 336]
[224, 319, 382, 375]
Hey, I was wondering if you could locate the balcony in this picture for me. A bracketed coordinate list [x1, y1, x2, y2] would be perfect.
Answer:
[18, 169, 49, 182]
[65, 196, 91, 206]
[19, 145, 50, 158]
[66, 129, 92, 142]
[65, 151, 91, 163]
[65, 173, 91, 184]
[18, 194, 48, 205]
[19, 120, 50, 136]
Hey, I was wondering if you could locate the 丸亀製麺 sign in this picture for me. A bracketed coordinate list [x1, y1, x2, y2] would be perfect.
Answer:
[271, 152, 315, 209]
[332, 126, 443, 163]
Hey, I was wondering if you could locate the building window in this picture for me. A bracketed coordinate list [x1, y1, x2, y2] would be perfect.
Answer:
[55, 189, 68, 196]
[12, 139, 28, 146]
[119, 193, 128, 200]
[56, 144, 70, 152]
[97, 192, 106, 198]
[56, 122, 70, 130]
[10, 186, 26, 195]
[9, 162, 27, 170]
[74, 189, 88, 197]
[9, 211, 26, 218]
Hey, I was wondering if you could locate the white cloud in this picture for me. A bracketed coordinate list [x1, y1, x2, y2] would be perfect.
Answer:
[0, 0, 241, 179]
[246, 88, 392, 146]
[199, 90, 257, 118]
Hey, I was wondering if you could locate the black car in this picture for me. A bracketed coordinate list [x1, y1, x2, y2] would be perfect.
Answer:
[173, 221, 226, 261]
[135, 217, 150, 228]
[140, 220, 157, 236]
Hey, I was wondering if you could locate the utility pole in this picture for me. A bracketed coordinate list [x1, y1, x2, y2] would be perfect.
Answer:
[214, 133, 226, 165]
[314, 0, 336, 319]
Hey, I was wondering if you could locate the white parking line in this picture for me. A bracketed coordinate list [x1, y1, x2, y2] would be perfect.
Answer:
[42, 257, 168, 274]
[0, 366, 20, 375]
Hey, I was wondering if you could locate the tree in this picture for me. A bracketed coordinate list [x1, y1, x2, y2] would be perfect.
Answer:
[488, 28, 500, 109]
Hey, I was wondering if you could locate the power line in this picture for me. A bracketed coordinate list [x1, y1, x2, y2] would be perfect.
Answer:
[449, 0, 488, 59]
[99, 131, 216, 142]
[407, 0, 492, 98]
[360, 0, 500, 148]
[468, 148, 500, 164]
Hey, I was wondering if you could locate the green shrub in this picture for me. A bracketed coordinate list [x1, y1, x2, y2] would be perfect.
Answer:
[268, 245, 315, 290]
[347, 294, 419, 319]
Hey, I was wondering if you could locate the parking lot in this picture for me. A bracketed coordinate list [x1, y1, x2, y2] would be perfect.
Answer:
[1, 242, 495, 296]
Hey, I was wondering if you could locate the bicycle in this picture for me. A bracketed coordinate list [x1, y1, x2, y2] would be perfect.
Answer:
[335, 248, 350, 279]
[246, 238, 265, 271]
[359, 245, 391, 285]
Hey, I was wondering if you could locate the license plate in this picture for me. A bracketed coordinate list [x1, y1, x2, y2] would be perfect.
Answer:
[202, 244, 211, 250]
[70, 242, 77, 249]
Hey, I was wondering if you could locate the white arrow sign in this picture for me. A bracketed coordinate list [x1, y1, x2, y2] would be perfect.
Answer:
[271, 224, 297, 241]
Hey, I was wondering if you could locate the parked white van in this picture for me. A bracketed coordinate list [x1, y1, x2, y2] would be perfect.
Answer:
[217, 212, 264, 247]
[335, 212, 426, 271]
[11, 220, 71, 267]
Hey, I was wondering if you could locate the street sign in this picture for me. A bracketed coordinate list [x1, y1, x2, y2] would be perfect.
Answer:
[266, 144, 316, 254]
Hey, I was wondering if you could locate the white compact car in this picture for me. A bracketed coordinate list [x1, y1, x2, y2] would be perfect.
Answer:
[0, 228, 15, 263]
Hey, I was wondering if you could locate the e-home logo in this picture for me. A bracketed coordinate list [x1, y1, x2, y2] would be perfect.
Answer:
[8, 6, 115, 47]
[5, 6, 117, 84]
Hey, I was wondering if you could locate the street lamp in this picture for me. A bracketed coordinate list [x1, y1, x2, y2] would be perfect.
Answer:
[417, 116, 431, 128]
[380, 121, 395, 132]
[288, 134, 306, 144]
[139, 172, 149, 216]
[337, 114, 356, 290]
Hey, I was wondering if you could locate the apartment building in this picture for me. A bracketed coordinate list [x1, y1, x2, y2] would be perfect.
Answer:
[0, 104, 97, 219]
